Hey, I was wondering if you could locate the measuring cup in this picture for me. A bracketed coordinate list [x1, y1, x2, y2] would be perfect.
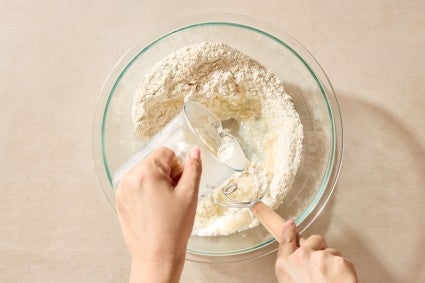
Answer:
[113, 101, 247, 199]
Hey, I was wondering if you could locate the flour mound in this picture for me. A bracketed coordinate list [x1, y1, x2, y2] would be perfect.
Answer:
[133, 42, 303, 236]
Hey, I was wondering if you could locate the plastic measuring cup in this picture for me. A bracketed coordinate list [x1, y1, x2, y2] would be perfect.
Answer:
[113, 101, 247, 199]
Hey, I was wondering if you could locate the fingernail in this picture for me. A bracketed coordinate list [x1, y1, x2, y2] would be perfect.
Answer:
[284, 220, 294, 227]
[190, 147, 200, 160]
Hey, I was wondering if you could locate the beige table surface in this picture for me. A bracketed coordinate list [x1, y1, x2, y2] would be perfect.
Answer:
[1, 1, 424, 282]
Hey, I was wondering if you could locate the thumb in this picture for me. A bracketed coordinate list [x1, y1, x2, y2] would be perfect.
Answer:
[176, 147, 202, 196]
[277, 220, 298, 258]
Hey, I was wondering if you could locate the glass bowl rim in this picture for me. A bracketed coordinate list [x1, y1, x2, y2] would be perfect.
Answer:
[92, 13, 343, 262]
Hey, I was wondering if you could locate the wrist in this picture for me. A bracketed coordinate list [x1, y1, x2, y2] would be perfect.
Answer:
[130, 252, 186, 283]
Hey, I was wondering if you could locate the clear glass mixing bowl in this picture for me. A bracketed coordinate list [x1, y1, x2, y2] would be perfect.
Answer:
[93, 14, 343, 262]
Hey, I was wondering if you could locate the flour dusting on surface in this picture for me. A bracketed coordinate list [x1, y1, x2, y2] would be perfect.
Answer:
[132, 42, 303, 236]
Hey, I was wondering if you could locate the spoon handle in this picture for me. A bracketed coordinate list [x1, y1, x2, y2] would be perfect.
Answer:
[251, 200, 304, 244]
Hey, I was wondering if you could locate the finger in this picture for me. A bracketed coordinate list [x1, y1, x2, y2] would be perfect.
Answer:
[143, 147, 176, 175]
[170, 155, 184, 182]
[277, 220, 298, 258]
[176, 147, 202, 196]
[325, 248, 342, 257]
[301, 234, 328, 251]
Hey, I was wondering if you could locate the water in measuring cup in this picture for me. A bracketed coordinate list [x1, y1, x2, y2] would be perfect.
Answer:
[217, 134, 247, 170]
[193, 122, 247, 180]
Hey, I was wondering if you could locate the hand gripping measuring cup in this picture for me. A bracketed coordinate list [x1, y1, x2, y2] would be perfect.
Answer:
[113, 101, 247, 200]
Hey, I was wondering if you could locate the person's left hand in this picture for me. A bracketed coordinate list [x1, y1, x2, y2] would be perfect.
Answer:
[115, 147, 202, 283]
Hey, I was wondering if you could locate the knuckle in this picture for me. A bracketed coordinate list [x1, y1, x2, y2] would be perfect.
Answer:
[329, 248, 341, 255]
[117, 175, 132, 192]
[144, 147, 174, 166]
[333, 256, 348, 268]
[115, 178, 134, 206]
[294, 246, 309, 260]
[304, 234, 327, 249]
[282, 236, 296, 246]
[310, 234, 324, 241]
[120, 171, 142, 188]
[117, 167, 148, 194]
[156, 147, 175, 160]
[325, 248, 339, 256]
[274, 257, 287, 274]
[142, 162, 156, 176]
[150, 148, 176, 172]
[312, 234, 326, 244]
[158, 146, 173, 154]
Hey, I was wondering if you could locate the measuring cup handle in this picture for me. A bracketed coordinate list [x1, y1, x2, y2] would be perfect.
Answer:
[251, 201, 304, 244]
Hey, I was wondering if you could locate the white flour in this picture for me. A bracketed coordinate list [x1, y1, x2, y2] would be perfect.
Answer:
[133, 42, 303, 236]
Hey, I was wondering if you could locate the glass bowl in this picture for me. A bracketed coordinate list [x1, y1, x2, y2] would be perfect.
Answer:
[93, 14, 343, 262]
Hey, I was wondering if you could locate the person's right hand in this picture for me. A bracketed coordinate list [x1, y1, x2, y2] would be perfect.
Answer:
[275, 220, 358, 283]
